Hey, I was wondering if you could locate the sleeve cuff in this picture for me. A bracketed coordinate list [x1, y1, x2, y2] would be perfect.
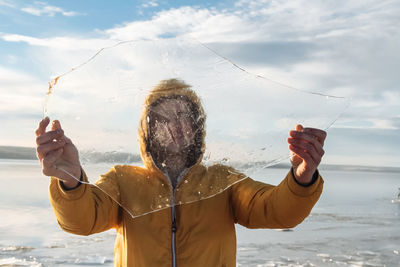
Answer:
[51, 168, 89, 201]
[60, 170, 83, 191]
[286, 168, 323, 197]
[292, 168, 319, 187]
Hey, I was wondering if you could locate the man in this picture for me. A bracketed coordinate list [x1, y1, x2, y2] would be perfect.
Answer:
[36, 79, 326, 267]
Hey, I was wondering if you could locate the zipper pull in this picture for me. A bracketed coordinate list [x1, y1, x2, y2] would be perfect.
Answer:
[172, 219, 177, 233]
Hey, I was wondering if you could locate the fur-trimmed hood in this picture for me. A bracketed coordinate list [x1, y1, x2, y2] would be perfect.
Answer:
[138, 79, 206, 174]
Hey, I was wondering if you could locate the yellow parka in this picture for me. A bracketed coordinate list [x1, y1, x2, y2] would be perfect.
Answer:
[49, 79, 324, 267]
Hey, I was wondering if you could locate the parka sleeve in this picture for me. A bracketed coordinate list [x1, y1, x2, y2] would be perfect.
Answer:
[230, 169, 323, 229]
[49, 167, 120, 236]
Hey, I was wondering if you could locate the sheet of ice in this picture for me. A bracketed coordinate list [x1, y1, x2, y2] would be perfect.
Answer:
[43, 37, 349, 218]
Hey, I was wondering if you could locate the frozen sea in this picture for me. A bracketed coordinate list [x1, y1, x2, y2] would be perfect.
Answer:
[0, 159, 399, 267]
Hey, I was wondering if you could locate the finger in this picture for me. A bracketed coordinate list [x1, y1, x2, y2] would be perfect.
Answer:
[50, 120, 73, 144]
[289, 141, 321, 164]
[36, 139, 65, 160]
[36, 129, 64, 145]
[289, 144, 314, 163]
[35, 117, 50, 137]
[295, 124, 303, 132]
[51, 120, 62, 131]
[288, 132, 325, 156]
[303, 128, 327, 145]
[42, 147, 64, 168]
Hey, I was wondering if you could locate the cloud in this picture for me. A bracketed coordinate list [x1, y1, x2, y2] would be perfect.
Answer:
[0, 0, 14, 8]
[0, 66, 44, 111]
[142, 1, 158, 8]
[332, 117, 399, 130]
[0, 66, 46, 146]
[0, 33, 112, 50]
[206, 41, 316, 67]
[21, 2, 81, 17]
[106, 6, 260, 42]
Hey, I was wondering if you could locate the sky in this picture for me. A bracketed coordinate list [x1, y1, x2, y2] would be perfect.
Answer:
[0, 0, 399, 167]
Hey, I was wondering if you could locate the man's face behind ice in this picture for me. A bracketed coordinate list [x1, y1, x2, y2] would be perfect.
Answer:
[147, 97, 201, 160]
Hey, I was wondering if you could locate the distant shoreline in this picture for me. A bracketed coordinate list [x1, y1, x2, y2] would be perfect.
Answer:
[269, 163, 400, 173]
[0, 146, 37, 160]
[1, 146, 399, 173]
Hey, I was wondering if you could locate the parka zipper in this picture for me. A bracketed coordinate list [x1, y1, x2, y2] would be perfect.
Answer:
[168, 170, 188, 267]
[171, 197, 177, 267]
[148, 154, 190, 267]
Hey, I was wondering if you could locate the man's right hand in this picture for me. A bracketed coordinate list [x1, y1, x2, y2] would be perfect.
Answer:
[35, 117, 81, 189]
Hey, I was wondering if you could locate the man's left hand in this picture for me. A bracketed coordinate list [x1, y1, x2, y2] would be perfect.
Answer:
[287, 124, 327, 185]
